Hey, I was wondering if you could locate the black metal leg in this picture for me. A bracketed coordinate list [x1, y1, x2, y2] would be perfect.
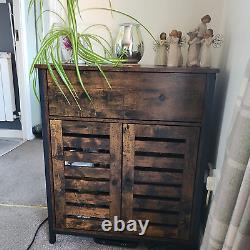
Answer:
[49, 232, 56, 244]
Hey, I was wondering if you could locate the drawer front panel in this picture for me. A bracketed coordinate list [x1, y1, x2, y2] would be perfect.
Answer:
[122, 124, 200, 240]
[50, 120, 122, 232]
[47, 71, 206, 122]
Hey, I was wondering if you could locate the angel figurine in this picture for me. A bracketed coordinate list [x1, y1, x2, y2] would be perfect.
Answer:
[167, 30, 179, 67]
[196, 15, 212, 40]
[189, 15, 212, 56]
[187, 32, 200, 67]
[154, 32, 168, 66]
[200, 29, 214, 68]
[177, 31, 184, 67]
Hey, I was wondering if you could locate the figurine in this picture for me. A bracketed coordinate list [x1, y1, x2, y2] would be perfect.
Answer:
[189, 15, 212, 58]
[187, 32, 200, 67]
[196, 15, 212, 40]
[154, 32, 168, 66]
[200, 29, 214, 68]
[177, 31, 184, 67]
[167, 30, 179, 67]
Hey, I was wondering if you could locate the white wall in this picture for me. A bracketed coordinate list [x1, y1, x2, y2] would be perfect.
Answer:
[13, 0, 39, 140]
[26, 0, 41, 128]
[212, 0, 250, 183]
[48, 0, 226, 66]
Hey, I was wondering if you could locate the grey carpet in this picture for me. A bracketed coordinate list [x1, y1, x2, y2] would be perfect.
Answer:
[0, 138, 23, 157]
[0, 206, 47, 250]
[0, 140, 47, 206]
[0, 140, 147, 250]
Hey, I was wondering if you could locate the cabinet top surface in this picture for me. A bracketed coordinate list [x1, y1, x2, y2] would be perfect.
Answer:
[36, 64, 220, 74]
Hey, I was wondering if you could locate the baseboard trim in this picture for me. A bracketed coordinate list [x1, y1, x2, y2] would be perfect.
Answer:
[0, 129, 23, 138]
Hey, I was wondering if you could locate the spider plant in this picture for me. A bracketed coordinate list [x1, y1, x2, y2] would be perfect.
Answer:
[29, 0, 156, 109]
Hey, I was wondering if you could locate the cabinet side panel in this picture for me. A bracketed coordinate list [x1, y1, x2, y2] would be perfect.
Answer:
[38, 69, 56, 243]
[191, 74, 217, 248]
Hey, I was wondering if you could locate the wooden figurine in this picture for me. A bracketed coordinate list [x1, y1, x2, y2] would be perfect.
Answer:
[196, 15, 212, 40]
[177, 31, 184, 67]
[167, 30, 179, 67]
[189, 15, 212, 58]
[154, 32, 168, 66]
[187, 32, 200, 67]
[200, 29, 214, 68]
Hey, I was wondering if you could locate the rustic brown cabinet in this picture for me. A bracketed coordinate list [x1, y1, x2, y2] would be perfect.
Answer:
[37, 65, 219, 250]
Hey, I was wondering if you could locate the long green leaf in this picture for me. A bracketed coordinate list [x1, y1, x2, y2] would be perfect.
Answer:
[45, 53, 71, 105]
[51, 45, 81, 109]
[36, 10, 66, 26]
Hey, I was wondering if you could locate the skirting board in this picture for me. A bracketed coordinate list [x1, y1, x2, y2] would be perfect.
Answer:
[0, 129, 23, 138]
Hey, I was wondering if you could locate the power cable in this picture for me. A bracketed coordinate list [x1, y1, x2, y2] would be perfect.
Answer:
[26, 217, 48, 250]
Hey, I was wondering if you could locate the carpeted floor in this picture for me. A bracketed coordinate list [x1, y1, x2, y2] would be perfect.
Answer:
[0, 139, 147, 250]
[0, 138, 23, 157]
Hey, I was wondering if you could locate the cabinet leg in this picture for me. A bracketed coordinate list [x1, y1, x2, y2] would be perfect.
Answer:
[49, 233, 56, 244]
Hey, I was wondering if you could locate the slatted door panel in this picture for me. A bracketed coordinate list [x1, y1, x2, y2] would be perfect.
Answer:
[50, 120, 122, 232]
[122, 124, 200, 240]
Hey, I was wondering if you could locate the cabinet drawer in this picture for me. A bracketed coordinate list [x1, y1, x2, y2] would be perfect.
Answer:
[47, 71, 206, 122]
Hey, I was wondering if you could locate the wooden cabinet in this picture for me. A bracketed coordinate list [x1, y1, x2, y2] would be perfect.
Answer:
[37, 65, 219, 250]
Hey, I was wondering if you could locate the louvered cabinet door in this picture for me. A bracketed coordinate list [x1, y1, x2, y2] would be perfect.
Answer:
[122, 124, 200, 240]
[50, 120, 122, 232]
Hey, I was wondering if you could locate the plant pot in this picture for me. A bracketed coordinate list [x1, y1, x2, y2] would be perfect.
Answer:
[60, 36, 73, 63]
